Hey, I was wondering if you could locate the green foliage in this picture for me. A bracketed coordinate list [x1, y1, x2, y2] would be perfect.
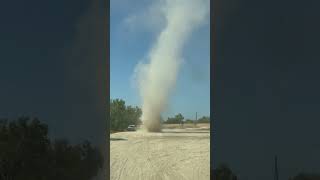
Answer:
[184, 119, 194, 123]
[289, 173, 320, 180]
[110, 99, 142, 131]
[197, 116, 210, 123]
[165, 113, 184, 124]
[0, 117, 103, 180]
[213, 164, 238, 180]
[163, 114, 210, 124]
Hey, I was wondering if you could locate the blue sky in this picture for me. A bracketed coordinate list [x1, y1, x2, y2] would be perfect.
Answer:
[110, 0, 210, 120]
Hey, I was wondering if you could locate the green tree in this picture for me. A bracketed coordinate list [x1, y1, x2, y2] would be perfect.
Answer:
[165, 113, 184, 124]
[213, 164, 238, 180]
[289, 173, 320, 180]
[197, 116, 210, 123]
[0, 117, 103, 180]
[110, 98, 142, 131]
[110, 99, 127, 131]
[126, 105, 142, 126]
[184, 119, 194, 123]
[175, 113, 184, 123]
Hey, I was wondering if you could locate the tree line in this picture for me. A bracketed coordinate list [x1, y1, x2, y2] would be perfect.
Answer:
[164, 113, 210, 124]
[0, 117, 103, 180]
[110, 98, 210, 131]
[110, 99, 142, 132]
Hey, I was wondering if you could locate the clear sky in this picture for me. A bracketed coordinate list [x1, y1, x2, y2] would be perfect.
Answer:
[110, 0, 210, 120]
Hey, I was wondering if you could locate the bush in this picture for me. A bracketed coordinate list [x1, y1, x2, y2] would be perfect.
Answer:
[110, 99, 142, 131]
[289, 173, 320, 180]
[213, 164, 238, 180]
[164, 113, 184, 124]
[185, 119, 194, 123]
[0, 117, 103, 180]
[197, 116, 210, 123]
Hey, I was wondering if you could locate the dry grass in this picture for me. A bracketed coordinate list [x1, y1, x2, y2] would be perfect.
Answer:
[110, 130, 118, 134]
[162, 123, 210, 129]
[110, 123, 210, 134]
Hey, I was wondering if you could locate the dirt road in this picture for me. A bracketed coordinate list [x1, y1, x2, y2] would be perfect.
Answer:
[110, 127, 210, 180]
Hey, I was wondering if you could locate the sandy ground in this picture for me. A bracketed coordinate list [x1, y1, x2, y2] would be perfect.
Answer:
[110, 126, 210, 180]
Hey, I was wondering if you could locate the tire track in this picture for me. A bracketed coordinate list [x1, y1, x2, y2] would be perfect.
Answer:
[110, 128, 210, 180]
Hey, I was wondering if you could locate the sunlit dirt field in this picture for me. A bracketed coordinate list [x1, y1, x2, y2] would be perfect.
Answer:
[110, 124, 210, 180]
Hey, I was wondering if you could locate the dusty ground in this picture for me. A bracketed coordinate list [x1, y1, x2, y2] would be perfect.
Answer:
[110, 125, 210, 180]
[161, 123, 210, 129]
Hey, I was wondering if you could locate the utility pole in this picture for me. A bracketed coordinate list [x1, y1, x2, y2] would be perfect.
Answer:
[194, 112, 198, 127]
[274, 155, 279, 180]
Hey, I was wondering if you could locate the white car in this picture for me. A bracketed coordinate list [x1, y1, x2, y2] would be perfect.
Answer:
[127, 125, 136, 131]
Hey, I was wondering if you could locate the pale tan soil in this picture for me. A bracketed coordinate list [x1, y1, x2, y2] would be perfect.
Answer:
[110, 127, 210, 180]
[161, 123, 210, 129]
